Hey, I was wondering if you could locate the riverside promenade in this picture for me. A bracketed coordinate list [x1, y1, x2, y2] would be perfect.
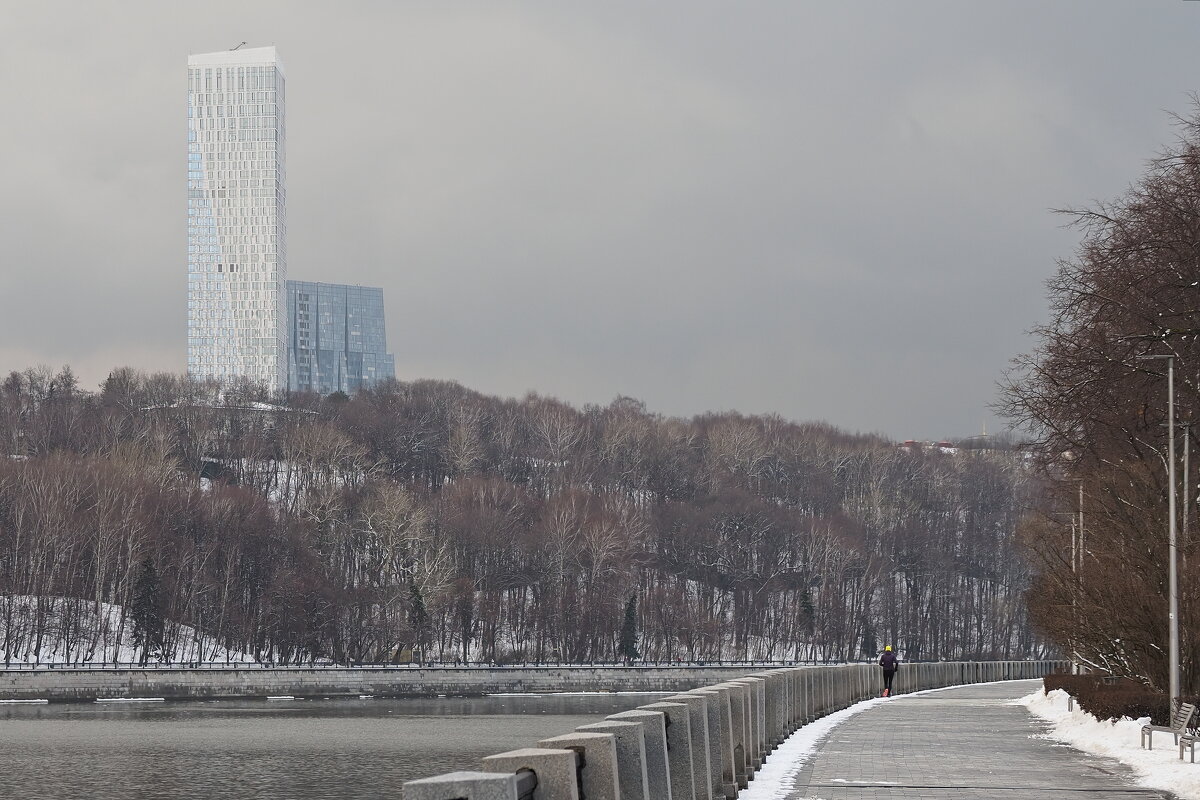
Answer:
[758, 680, 1170, 800]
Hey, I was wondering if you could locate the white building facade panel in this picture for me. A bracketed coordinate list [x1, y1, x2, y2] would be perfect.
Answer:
[186, 46, 288, 392]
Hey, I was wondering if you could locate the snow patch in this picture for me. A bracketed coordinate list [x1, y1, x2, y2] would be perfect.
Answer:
[740, 697, 894, 798]
[1018, 688, 1200, 799]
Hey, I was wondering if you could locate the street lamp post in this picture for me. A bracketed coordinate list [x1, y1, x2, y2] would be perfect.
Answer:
[1073, 487, 1086, 707]
[1077, 482, 1084, 677]
[1138, 354, 1181, 709]
[1183, 421, 1191, 570]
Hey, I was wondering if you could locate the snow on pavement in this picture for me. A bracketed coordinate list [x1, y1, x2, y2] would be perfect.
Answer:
[1019, 688, 1200, 800]
[740, 684, 968, 799]
[742, 682, 1200, 800]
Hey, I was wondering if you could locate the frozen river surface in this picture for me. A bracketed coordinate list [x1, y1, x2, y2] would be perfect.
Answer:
[0, 693, 667, 799]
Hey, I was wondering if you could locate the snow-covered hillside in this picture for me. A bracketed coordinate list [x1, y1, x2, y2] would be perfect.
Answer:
[0, 596, 254, 665]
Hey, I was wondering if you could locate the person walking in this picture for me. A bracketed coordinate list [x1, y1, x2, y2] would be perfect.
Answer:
[879, 645, 898, 697]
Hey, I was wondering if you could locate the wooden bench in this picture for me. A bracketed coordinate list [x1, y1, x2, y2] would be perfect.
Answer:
[1141, 701, 1196, 750]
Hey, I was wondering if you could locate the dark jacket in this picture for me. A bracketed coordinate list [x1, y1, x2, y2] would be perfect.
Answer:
[879, 652, 898, 672]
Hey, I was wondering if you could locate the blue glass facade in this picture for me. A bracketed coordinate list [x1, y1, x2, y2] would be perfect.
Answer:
[287, 281, 395, 395]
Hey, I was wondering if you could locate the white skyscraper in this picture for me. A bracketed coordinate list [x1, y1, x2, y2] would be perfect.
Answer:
[186, 46, 287, 392]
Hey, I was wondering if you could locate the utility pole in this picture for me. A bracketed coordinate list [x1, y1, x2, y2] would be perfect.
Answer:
[1184, 421, 1191, 572]
[1137, 354, 1181, 709]
[1168, 358, 1180, 711]
[1069, 479, 1085, 678]
[1078, 481, 1085, 643]
[1078, 482, 1085, 578]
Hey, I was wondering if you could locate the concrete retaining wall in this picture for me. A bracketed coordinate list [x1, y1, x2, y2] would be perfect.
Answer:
[0, 665, 790, 702]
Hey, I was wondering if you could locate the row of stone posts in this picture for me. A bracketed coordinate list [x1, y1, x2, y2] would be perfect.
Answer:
[402, 660, 1065, 799]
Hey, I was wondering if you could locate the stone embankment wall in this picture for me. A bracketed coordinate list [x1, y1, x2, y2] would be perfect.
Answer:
[402, 660, 1070, 800]
[0, 665, 781, 702]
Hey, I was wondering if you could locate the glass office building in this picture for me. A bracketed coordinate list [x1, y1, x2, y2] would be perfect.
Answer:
[186, 47, 288, 392]
[287, 281, 396, 395]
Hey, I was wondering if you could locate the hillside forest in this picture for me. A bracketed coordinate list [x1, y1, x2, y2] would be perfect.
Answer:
[0, 367, 1041, 665]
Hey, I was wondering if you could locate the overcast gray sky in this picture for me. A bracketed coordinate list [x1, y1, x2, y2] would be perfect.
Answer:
[2, 1, 1197, 439]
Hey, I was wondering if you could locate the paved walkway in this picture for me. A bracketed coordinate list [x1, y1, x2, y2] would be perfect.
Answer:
[772, 680, 1173, 799]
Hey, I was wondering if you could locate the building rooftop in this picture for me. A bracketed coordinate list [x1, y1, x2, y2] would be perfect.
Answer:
[188, 46, 283, 74]
[289, 279, 385, 292]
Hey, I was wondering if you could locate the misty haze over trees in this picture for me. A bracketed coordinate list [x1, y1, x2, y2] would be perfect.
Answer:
[1002, 107, 1200, 695]
[0, 365, 1039, 665]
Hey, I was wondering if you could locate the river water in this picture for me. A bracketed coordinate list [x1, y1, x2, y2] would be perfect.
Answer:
[0, 693, 670, 799]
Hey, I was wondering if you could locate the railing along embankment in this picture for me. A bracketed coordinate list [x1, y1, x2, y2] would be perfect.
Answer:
[402, 660, 1068, 800]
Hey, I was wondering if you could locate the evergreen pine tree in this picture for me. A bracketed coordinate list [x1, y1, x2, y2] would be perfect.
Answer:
[619, 594, 640, 663]
[131, 557, 164, 665]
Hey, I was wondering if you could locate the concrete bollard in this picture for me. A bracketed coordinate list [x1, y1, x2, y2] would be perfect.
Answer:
[607, 709, 672, 800]
[731, 678, 761, 770]
[747, 672, 774, 751]
[576, 720, 649, 800]
[482, 748, 580, 800]
[753, 666, 782, 748]
[778, 669, 791, 734]
[731, 676, 765, 768]
[537, 732, 620, 800]
[752, 676, 767, 761]
[785, 669, 798, 730]
[691, 686, 737, 799]
[676, 689, 725, 800]
[662, 693, 713, 800]
[776, 669, 790, 740]
[638, 702, 695, 800]
[750, 671, 780, 748]
[711, 682, 750, 787]
[757, 675, 770, 753]
[802, 668, 813, 724]
[794, 669, 806, 725]
[801, 668, 811, 718]
[797, 668, 807, 727]
[736, 680, 756, 779]
[403, 770, 522, 800]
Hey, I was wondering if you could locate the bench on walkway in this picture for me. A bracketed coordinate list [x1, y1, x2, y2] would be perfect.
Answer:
[1140, 701, 1196, 750]
[1181, 733, 1198, 763]
[1176, 705, 1200, 764]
